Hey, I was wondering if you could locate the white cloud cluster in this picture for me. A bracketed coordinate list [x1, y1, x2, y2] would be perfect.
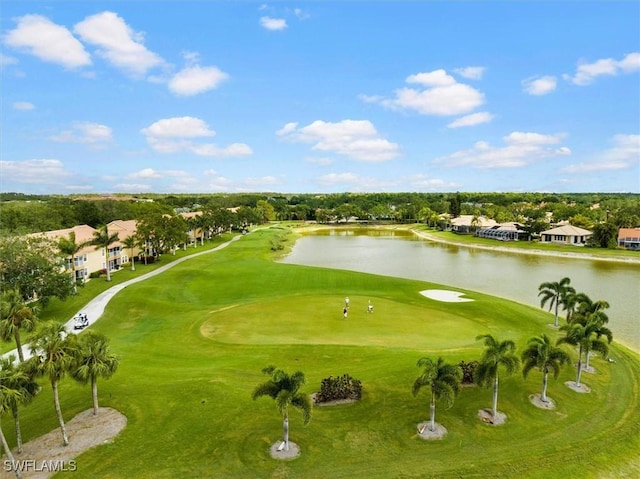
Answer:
[50, 122, 113, 144]
[564, 52, 640, 85]
[13, 101, 35, 110]
[3, 12, 228, 96]
[522, 75, 557, 95]
[141, 117, 252, 157]
[277, 119, 400, 162]
[260, 16, 287, 31]
[447, 112, 494, 129]
[435, 131, 571, 168]
[562, 134, 639, 173]
[367, 69, 485, 116]
[73, 11, 164, 77]
[0, 159, 71, 184]
[3, 14, 91, 69]
[168, 64, 229, 96]
[454, 66, 485, 80]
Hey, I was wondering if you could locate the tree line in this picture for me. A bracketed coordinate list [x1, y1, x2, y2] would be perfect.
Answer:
[2, 193, 638, 249]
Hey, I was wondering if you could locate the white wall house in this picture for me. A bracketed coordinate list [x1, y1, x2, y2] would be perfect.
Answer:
[540, 225, 593, 246]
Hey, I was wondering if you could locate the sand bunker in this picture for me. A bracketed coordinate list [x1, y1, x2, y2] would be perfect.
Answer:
[420, 290, 474, 302]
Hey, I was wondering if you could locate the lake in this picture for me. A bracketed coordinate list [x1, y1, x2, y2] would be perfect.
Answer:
[279, 229, 640, 352]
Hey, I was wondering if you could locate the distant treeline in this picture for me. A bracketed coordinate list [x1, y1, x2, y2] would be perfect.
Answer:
[1, 192, 639, 242]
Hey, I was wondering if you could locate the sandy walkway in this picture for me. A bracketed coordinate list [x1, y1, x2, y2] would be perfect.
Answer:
[0, 408, 126, 479]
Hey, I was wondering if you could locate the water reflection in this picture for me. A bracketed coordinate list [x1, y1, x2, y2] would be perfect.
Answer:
[280, 229, 640, 352]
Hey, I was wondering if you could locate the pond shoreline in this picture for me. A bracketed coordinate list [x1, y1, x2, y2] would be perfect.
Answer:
[291, 223, 640, 265]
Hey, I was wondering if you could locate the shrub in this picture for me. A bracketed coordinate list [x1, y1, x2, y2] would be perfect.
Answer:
[314, 374, 362, 403]
[459, 360, 479, 385]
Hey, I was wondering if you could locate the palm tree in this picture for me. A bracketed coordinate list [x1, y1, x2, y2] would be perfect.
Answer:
[412, 356, 462, 432]
[474, 334, 520, 419]
[71, 331, 119, 415]
[252, 365, 312, 452]
[558, 320, 611, 388]
[122, 235, 138, 271]
[27, 321, 77, 446]
[0, 288, 39, 362]
[57, 231, 88, 294]
[0, 355, 39, 453]
[569, 295, 612, 369]
[0, 365, 24, 479]
[538, 277, 575, 328]
[521, 334, 571, 403]
[92, 225, 120, 282]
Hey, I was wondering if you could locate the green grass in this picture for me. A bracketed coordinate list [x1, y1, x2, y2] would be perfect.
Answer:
[3, 227, 639, 479]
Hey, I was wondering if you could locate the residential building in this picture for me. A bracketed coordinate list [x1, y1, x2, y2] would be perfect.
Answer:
[450, 215, 497, 234]
[476, 222, 530, 241]
[29, 225, 102, 282]
[617, 228, 640, 250]
[540, 225, 593, 246]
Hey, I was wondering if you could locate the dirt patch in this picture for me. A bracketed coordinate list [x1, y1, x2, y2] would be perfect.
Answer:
[529, 393, 556, 410]
[477, 408, 507, 426]
[565, 381, 591, 393]
[416, 421, 447, 440]
[0, 407, 127, 479]
[269, 441, 300, 460]
[310, 393, 359, 407]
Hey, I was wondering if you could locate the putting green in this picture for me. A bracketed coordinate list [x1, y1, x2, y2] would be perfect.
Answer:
[200, 294, 480, 349]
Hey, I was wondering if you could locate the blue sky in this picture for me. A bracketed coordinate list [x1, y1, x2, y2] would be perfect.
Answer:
[1, 1, 639, 195]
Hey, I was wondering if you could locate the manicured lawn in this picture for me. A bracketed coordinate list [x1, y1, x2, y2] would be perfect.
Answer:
[4, 227, 639, 478]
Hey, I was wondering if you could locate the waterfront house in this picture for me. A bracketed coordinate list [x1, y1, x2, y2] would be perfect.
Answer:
[540, 225, 593, 246]
[617, 228, 640, 250]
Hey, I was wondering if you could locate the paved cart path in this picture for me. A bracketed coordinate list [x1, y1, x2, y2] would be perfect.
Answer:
[2, 234, 245, 363]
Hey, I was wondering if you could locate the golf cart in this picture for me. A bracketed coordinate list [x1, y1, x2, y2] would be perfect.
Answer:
[74, 313, 89, 330]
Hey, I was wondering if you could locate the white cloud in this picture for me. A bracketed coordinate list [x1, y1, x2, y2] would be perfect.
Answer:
[74, 11, 165, 77]
[407, 70, 456, 86]
[435, 131, 570, 168]
[0, 159, 71, 184]
[141, 117, 216, 138]
[4, 14, 91, 69]
[447, 112, 493, 128]
[454, 66, 485, 80]
[304, 157, 334, 166]
[260, 16, 287, 31]
[243, 176, 282, 187]
[277, 119, 400, 162]
[522, 75, 557, 95]
[126, 168, 191, 180]
[126, 168, 162, 180]
[13, 102, 35, 110]
[50, 122, 113, 144]
[113, 183, 153, 192]
[564, 52, 640, 85]
[0, 53, 19, 68]
[315, 172, 399, 191]
[168, 65, 229, 96]
[141, 117, 252, 157]
[190, 143, 253, 157]
[409, 174, 462, 190]
[367, 69, 485, 116]
[562, 134, 639, 173]
[504, 131, 565, 145]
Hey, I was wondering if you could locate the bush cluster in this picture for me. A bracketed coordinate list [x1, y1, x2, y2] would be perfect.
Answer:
[315, 374, 362, 403]
[459, 360, 479, 385]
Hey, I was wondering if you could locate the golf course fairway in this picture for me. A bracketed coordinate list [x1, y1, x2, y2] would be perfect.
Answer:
[5, 227, 639, 479]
